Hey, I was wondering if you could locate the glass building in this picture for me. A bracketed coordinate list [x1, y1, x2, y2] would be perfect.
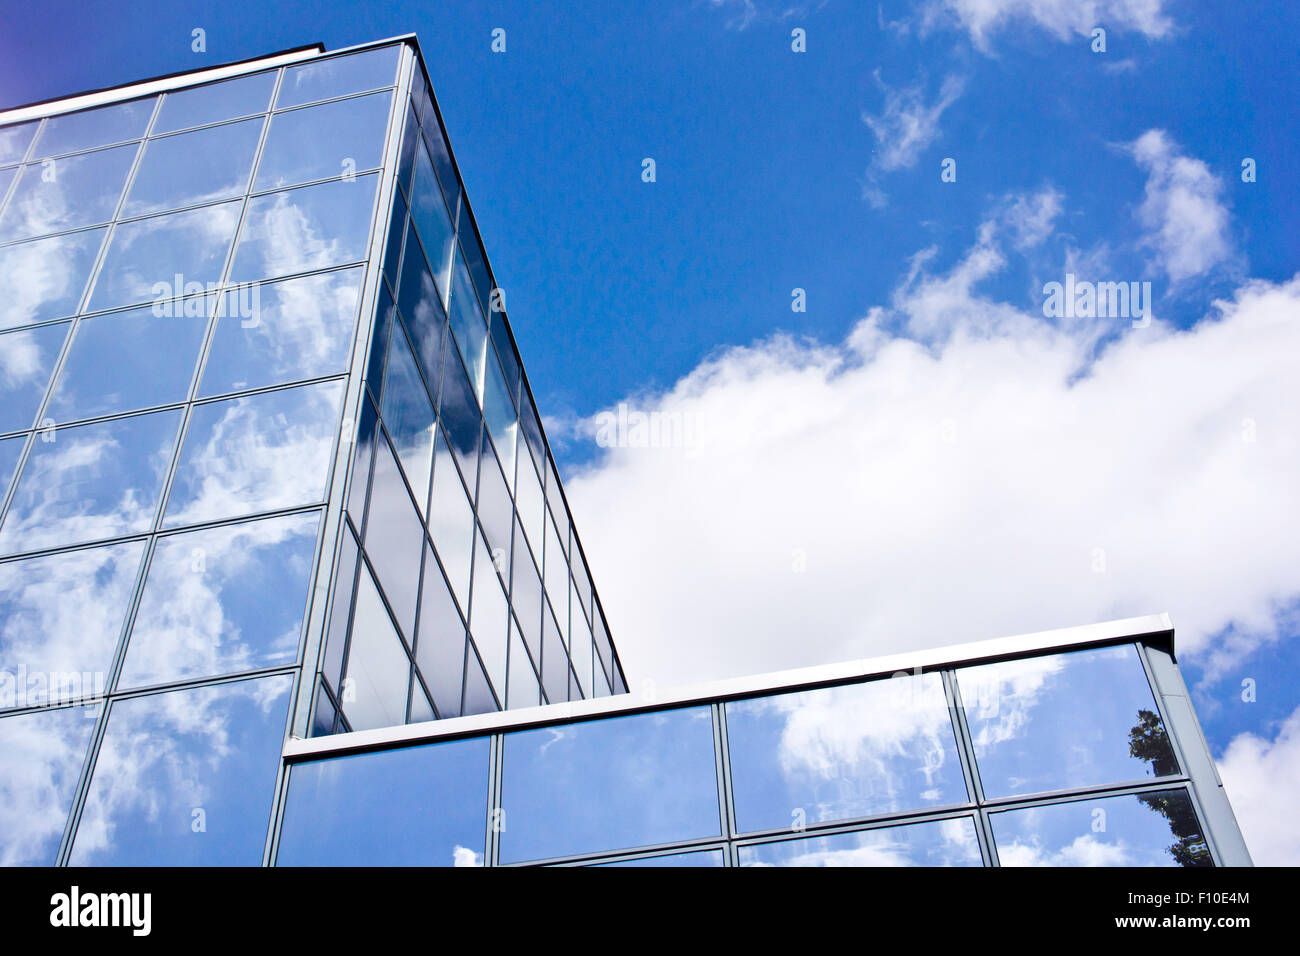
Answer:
[0, 38, 1250, 867]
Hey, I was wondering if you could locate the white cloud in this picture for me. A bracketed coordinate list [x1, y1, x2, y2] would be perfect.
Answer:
[1218, 706, 1300, 866]
[1000, 186, 1063, 250]
[922, 0, 1173, 49]
[862, 72, 965, 175]
[1131, 130, 1235, 284]
[567, 223, 1300, 708]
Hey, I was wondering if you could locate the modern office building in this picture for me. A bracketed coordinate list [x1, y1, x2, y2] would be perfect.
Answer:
[0, 38, 1251, 867]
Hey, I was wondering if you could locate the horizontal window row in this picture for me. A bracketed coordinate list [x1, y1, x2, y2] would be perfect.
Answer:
[0, 378, 345, 557]
[279, 650, 1201, 868]
[0, 44, 400, 170]
[0, 172, 380, 333]
[0, 266, 364, 438]
[277, 646, 1206, 866]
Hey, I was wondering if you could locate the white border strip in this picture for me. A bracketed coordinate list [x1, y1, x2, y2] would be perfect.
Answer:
[284, 612, 1174, 759]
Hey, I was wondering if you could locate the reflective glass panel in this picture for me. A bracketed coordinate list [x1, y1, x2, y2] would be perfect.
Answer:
[164, 379, 343, 527]
[0, 121, 38, 165]
[992, 789, 1212, 867]
[0, 409, 180, 555]
[500, 706, 720, 863]
[415, 546, 465, 719]
[200, 266, 362, 396]
[340, 561, 410, 732]
[475, 446, 513, 558]
[514, 450, 545, 558]
[0, 322, 69, 434]
[418, 117, 460, 224]
[88, 200, 242, 312]
[396, 226, 447, 384]
[379, 319, 435, 514]
[276, 46, 400, 109]
[0, 437, 22, 500]
[407, 139, 455, 306]
[739, 817, 983, 867]
[509, 521, 542, 653]
[32, 99, 155, 158]
[0, 541, 143, 709]
[123, 118, 262, 217]
[0, 704, 98, 865]
[726, 673, 966, 834]
[506, 624, 540, 710]
[382, 189, 406, 288]
[277, 736, 489, 866]
[0, 143, 137, 243]
[482, 352, 517, 490]
[469, 531, 508, 697]
[346, 397, 377, 531]
[154, 72, 276, 134]
[46, 303, 207, 422]
[396, 103, 417, 199]
[322, 524, 360, 693]
[427, 431, 474, 611]
[69, 674, 293, 865]
[0, 228, 106, 330]
[255, 91, 391, 190]
[118, 511, 319, 688]
[519, 389, 544, 466]
[365, 284, 394, 402]
[462, 642, 499, 716]
[957, 645, 1179, 799]
[438, 345, 480, 489]
[363, 433, 424, 638]
[594, 849, 726, 868]
[446, 250, 487, 399]
[540, 604, 568, 704]
[228, 174, 377, 284]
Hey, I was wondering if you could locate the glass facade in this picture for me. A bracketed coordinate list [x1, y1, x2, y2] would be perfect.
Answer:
[275, 637, 1237, 867]
[0, 38, 627, 866]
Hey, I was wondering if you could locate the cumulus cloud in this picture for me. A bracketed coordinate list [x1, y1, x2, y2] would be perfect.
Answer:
[1217, 706, 1300, 866]
[566, 221, 1300, 704]
[1131, 130, 1236, 284]
[922, 0, 1174, 49]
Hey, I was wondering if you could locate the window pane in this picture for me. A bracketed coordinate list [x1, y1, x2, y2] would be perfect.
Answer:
[396, 226, 447, 386]
[164, 380, 343, 527]
[0, 703, 99, 865]
[379, 319, 435, 513]
[739, 817, 983, 867]
[200, 266, 362, 396]
[346, 397, 377, 531]
[0, 437, 22, 500]
[382, 189, 406, 288]
[277, 736, 489, 866]
[462, 642, 499, 716]
[509, 519, 542, 653]
[446, 249, 487, 399]
[726, 673, 966, 834]
[540, 603, 568, 704]
[0, 143, 137, 243]
[341, 561, 410, 732]
[407, 139, 455, 306]
[276, 46, 400, 109]
[514, 449, 545, 559]
[154, 72, 276, 134]
[0, 228, 106, 330]
[569, 592, 593, 698]
[957, 645, 1179, 799]
[0, 409, 180, 555]
[475, 445, 513, 559]
[500, 706, 720, 863]
[364, 433, 424, 638]
[365, 286, 394, 403]
[437, 344, 482, 486]
[506, 623, 540, 710]
[118, 511, 319, 688]
[123, 118, 261, 217]
[428, 430, 475, 611]
[255, 91, 391, 190]
[69, 674, 293, 865]
[482, 352, 517, 491]
[992, 789, 1212, 867]
[322, 524, 360, 694]
[0, 322, 69, 433]
[594, 849, 725, 868]
[395, 103, 418, 199]
[229, 175, 377, 283]
[469, 531, 508, 696]
[88, 200, 242, 312]
[418, 117, 460, 223]
[46, 303, 207, 422]
[0, 121, 38, 165]
[0, 541, 144, 708]
[32, 98, 155, 158]
[415, 545, 466, 719]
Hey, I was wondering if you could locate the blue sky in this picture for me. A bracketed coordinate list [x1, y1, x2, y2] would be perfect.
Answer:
[3, 0, 1299, 862]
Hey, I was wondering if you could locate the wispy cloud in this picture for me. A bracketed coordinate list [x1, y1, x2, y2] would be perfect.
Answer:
[861, 71, 964, 207]
[920, 0, 1174, 50]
